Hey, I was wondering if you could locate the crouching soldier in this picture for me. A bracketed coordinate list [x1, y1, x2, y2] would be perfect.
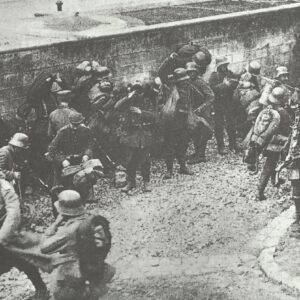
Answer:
[48, 111, 94, 188]
[0, 133, 33, 195]
[0, 173, 49, 299]
[41, 190, 115, 300]
[115, 81, 157, 193]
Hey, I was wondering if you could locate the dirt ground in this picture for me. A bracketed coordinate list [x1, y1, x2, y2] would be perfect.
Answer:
[0, 140, 298, 300]
[274, 226, 300, 278]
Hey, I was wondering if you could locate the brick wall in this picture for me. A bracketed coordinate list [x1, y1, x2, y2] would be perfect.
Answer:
[0, 4, 300, 121]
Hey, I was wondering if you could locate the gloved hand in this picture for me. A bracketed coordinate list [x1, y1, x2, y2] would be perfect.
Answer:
[13, 172, 21, 180]
[170, 52, 178, 60]
[82, 155, 89, 163]
[130, 107, 142, 114]
[62, 160, 70, 168]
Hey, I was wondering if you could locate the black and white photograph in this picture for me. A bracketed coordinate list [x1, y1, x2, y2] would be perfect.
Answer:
[0, 0, 300, 299]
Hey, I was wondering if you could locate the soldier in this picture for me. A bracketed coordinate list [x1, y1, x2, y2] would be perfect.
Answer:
[41, 190, 114, 300]
[0, 173, 48, 300]
[158, 44, 211, 86]
[48, 111, 94, 187]
[233, 61, 264, 140]
[71, 64, 112, 119]
[186, 62, 215, 164]
[254, 87, 291, 200]
[275, 66, 291, 104]
[209, 57, 240, 155]
[240, 61, 263, 93]
[17, 72, 67, 181]
[0, 133, 30, 194]
[284, 95, 300, 237]
[0, 117, 10, 147]
[162, 68, 194, 179]
[48, 90, 75, 139]
[115, 81, 157, 193]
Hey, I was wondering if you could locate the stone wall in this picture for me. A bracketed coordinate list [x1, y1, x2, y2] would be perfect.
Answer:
[0, 4, 300, 120]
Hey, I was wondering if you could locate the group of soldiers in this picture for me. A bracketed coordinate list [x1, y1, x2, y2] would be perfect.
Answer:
[1, 42, 300, 299]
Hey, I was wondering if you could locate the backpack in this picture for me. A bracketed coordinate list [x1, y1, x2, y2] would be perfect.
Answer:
[76, 215, 112, 282]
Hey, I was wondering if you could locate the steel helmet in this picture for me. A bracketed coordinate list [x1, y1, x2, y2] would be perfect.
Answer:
[9, 133, 29, 149]
[55, 190, 85, 216]
[268, 87, 285, 105]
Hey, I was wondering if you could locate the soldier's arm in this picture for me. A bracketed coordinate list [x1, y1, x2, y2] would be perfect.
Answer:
[195, 80, 215, 111]
[0, 151, 14, 182]
[114, 96, 130, 111]
[208, 73, 228, 94]
[0, 180, 21, 245]
[16, 101, 33, 120]
[47, 115, 55, 138]
[158, 56, 176, 85]
[48, 129, 67, 163]
[84, 129, 94, 159]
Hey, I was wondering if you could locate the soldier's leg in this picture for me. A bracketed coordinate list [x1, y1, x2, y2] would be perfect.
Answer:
[176, 128, 193, 175]
[140, 147, 152, 192]
[9, 250, 48, 296]
[225, 107, 238, 152]
[163, 128, 176, 179]
[289, 180, 300, 237]
[122, 147, 138, 192]
[256, 153, 279, 200]
[187, 128, 201, 164]
[188, 126, 212, 164]
[214, 106, 226, 154]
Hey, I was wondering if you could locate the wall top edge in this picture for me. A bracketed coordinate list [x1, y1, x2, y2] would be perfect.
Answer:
[1, 2, 300, 55]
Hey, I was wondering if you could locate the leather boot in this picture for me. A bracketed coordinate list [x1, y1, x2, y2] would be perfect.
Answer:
[143, 181, 152, 193]
[163, 159, 173, 180]
[121, 181, 136, 193]
[218, 146, 227, 155]
[179, 165, 194, 175]
[256, 169, 270, 201]
[28, 289, 50, 300]
[163, 170, 173, 180]
[290, 197, 300, 238]
[188, 140, 207, 164]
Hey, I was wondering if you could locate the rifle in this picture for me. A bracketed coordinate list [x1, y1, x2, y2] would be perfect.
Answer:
[93, 138, 117, 171]
[252, 74, 298, 92]
[16, 160, 51, 194]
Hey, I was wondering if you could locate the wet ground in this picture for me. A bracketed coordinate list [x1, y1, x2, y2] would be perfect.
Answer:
[0, 141, 298, 299]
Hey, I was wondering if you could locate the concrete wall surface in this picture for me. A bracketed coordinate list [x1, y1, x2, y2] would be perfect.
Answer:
[0, 4, 300, 120]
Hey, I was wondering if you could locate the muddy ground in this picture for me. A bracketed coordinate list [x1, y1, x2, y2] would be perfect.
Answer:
[0, 141, 298, 299]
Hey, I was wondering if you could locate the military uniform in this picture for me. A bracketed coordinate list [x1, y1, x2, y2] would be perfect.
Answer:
[48, 104, 75, 138]
[0, 145, 16, 182]
[0, 134, 31, 194]
[42, 191, 114, 300]
[17, 73, 65, 181]
[162, 69, 194, 178]
[158, 44, 211, 86]
[209, 58, 240, 153]
[284, 103, 300, 233]
[254, 87, 292, 200]
[0, 117, 10, 148]
[116, 87, 156, 192]
[0, 177, 48, 297]
[48, 124, 94, 186]
[187, 63, 215, 163]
